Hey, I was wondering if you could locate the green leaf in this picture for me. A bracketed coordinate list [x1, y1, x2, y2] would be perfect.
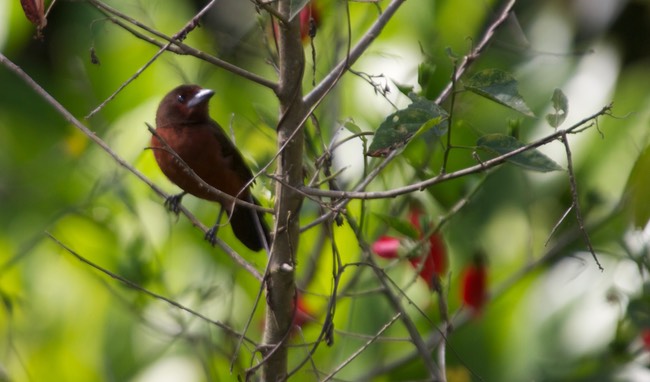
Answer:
[546, 88, 569, 127]
[477, 134, 563, 172]
[343, 120, 363, 135]
[374, 213, 420, 240]
[418, 61, 436, 90]
[465, 69, 535, 117]
[628, 285, 650, 328]
[624, 145, 650, 228]
[368, 94, 448, 157]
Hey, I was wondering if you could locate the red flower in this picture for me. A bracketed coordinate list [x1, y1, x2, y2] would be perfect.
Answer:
[372, 236, 401, 259]
[461, 258, 488, 315]
[293, 296, 314, 329]
[372, 208, 448, 290]
[299, 3, 320, 42]
[271, 2, 321, 44]
[428, 233, 447, 276]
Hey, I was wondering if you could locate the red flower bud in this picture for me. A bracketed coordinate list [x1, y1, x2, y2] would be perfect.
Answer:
[428, 233, 447, 276]
[372, 236, 401, 259]
[299, 3, 320, 41]
[293, 296, 314, 329]
[461, 258, 487, 315]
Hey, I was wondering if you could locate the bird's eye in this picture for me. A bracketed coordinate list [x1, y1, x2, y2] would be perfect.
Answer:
[177, 94, 186, 103]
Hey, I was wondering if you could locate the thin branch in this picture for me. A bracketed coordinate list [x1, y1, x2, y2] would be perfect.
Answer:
[441, 63, 459, 174]
[0, 53, 263, 281]
[346, 214, 441, 379]
[560, 131, 603, 271]
[299, 104, 613, 200]
[87, 0, 276, 90]
[359, 202, 623, 379]
[46, 232, 255, 342]
[322, 313, 402, 381]
[434, 0, 517, 104]
[303, 0, 407, 109]
[86, 0, 218, 118]
[147, 125, 272, 214]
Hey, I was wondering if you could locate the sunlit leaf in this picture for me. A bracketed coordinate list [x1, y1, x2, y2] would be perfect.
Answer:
[477, 134, 563, 172]
[546, 88, 569, 127]
[624, 145, 650, 228]
[465, 69, 534, 117]
[368, 94, 448, 157]
[343, 120, 363, 135]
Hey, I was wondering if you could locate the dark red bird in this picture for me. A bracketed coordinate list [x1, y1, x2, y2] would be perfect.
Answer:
[152, 84, 270, 251]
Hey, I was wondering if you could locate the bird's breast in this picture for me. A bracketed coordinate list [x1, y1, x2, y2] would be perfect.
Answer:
[151, 125, 250, 205]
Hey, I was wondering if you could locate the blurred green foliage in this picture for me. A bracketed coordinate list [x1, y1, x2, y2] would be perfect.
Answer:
[1, 0, 650, 381]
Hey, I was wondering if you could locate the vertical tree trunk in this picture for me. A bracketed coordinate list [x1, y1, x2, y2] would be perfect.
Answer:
[261, 0, 305, 379]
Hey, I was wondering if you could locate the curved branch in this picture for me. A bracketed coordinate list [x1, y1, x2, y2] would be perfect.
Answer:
[0, 53, 263, 281]
[87, 0, 277, 90]
[303, 0, 407, 109]
[299, 104, 612, 200]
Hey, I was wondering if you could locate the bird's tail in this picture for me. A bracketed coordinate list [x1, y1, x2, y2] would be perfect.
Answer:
[229, 196, 271, 252]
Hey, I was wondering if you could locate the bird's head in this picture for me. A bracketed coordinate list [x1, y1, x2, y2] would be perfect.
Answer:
[156, 84, 215, 127]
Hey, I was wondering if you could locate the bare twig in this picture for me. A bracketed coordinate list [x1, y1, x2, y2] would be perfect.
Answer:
[560, 131, 603, 271]
[86, 0, 218, 118]
[87, 0, 276, 90]
[435, 0, 517, 104]
[304, 0, 407, 109]
[46, 232, 255, 341]
[322, 313, 402, 381]
[0, 53, 263, 281]
[299, 104, 613, 201]
[359, 202, 623, 379]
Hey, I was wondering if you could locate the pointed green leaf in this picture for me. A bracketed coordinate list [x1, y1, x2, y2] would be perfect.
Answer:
[374, 213, 420, 240]
[465, 69, 535, 117]
[394, 81, 415, 97]
[418, 61, 436, 91]
[477, 134, 563, 172]
[368, 94, 448, 157]
[546, 88, 569, 128]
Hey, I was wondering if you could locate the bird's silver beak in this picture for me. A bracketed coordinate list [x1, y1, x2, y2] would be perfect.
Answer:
[187, 88, 215, 108]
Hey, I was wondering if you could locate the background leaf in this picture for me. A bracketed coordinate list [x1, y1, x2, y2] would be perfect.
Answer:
[465, 69, 535, 117]
[623, 145, 650, 228]
[374, 213, 420, 240]
[367, 94, 448, 157]
[546, 88, 569, 127]
[477, 134, 563, 172]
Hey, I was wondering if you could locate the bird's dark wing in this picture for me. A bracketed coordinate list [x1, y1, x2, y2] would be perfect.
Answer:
[208, 120, 255, 183]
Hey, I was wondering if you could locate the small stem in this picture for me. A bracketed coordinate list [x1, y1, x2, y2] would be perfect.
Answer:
[560, 132, 603, 271]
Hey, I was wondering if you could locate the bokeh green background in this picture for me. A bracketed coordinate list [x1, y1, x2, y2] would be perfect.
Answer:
[1, 0, 650, 381]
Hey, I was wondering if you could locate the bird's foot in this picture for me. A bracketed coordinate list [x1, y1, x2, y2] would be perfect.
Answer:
[164, 192, 187, 215]
[205, 225, 219, 246]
